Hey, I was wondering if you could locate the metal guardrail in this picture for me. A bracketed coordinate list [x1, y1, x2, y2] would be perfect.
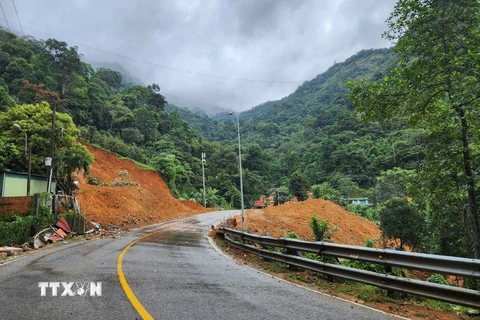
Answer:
[218, 228, 480, 309]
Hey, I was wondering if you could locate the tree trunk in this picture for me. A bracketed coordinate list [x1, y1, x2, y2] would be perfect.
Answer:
[457, 106, 480, 258]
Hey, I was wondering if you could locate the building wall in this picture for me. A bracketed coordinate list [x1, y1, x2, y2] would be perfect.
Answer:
[1, 172, 56, 197]
[0, 196, 32, 216]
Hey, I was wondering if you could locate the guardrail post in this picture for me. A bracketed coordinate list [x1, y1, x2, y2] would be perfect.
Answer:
[285, 239, 299, 271]
[385, 264, 395, 298]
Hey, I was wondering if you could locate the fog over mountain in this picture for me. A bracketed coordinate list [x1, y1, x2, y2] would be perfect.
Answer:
[2, 0, 396, 112]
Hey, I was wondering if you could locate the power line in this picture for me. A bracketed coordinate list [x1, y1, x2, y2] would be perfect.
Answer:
[0, 2, 10, 31]
[11, 0, 23, 35]
[20, 23, 304, 84]
[42, 15, 305, 84]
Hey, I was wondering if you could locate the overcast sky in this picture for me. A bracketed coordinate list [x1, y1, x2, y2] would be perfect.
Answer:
[1, 0, 396, 112]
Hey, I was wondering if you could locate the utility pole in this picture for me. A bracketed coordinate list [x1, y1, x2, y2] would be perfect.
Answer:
[201, 153, 206, 208]
[47, 103, 56, 194]
[228, 112, 245, 231]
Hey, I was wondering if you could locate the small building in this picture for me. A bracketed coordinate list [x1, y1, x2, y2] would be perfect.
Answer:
[348, 197, 369, 206]
[0, 171, 56, 197]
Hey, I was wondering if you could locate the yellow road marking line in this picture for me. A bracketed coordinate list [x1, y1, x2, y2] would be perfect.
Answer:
[117, 232, 157, 320]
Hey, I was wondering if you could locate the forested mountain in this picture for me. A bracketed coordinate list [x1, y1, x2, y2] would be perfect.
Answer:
[86, 60, 145, 88]
[170, 48, 422, 193]
[1, 2, 479, 263]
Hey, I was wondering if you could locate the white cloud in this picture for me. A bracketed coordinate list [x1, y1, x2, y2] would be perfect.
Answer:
[5, 0, 396, 112]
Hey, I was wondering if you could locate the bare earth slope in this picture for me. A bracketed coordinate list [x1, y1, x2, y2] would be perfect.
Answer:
[233, 199, 381, 246]
[75, 144, 210, 228]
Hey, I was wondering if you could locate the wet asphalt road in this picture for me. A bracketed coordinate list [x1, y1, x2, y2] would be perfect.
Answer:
[0, 210, 398, 320]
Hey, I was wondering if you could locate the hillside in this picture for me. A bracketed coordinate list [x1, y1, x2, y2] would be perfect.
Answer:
[75, 144, 211, 228]
[232, 199, 381, 246]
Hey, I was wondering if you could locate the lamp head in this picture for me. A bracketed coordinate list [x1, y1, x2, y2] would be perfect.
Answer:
[12, 123, 22, 130]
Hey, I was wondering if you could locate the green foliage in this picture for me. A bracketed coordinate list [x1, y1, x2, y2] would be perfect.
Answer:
[427, 274, 449, 286]
[149, 153, 192, 196]
[56, 144, 94, 194]
[379, 198, 425, 251]
[311, 182, 339, 201]
[0, 85, 15, 111]
[463, 278, 480, 291]
[289, 171, 309, 201]
[87, 176, 108, 186]
[268, 186, 290, 206]
[375, 168, 413, 205]
[0, 205, 52, 246]
[364, 237, 377, 248]
[285, 231, 299, 239]
[96, 68, 122, 90]
[349, 0, 480, 258]
[308, 215, 338, 242]
[0, 102, 93, 194]
[0, 214, 36, 246]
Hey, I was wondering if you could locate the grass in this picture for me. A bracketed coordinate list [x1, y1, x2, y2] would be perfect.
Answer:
[217, 242, 473, 318]
[83, 142, 156, 171]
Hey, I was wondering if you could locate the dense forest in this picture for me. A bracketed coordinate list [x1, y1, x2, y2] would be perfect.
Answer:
[1, 0, 479, 264]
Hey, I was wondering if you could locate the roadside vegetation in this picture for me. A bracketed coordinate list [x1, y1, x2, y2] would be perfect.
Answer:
[1, 1, 480, 265]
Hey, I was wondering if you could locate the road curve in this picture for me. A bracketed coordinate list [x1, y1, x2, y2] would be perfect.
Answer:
[0, 210, 397, 320]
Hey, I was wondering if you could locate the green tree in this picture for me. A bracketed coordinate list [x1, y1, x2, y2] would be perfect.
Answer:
[375, 168, 413, 204]
[41, 39, 83, 97]
[97, 67, 122, 90]
[379, 197, 425, 251]
[121, 127, 144, 145]
[55, 143, 94, 194]
[349, 0, 480, 258]
[0, 86, 15, 111]
[149, 153, 191, 196]
[2, 57, 35, 94]
[0, 102, 93, 194]
[308, 215, 338, 242]
[289, 171, 309, 201]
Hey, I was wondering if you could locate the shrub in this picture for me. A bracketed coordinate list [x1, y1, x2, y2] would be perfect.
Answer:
[0, 214, 37, 246]
[87, 176, 108, 186]
[427, 274, 449, 286]
[308, 215, 338, 242]
[285, 231, 299, 239]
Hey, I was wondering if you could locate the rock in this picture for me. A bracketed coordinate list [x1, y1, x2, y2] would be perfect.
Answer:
[0, 252, 7, 260]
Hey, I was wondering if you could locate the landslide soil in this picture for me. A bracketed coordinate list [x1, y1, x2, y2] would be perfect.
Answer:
[73, 145, 468, 319]
[222, 200, 466, 320]
[75, 144, 211, 228]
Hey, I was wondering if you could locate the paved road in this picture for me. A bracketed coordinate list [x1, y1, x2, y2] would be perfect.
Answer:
[0, 210, 398, 320]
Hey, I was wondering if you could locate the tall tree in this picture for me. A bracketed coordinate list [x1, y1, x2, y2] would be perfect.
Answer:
[349, 0, 480, 257]
[41, 39, 82, 97]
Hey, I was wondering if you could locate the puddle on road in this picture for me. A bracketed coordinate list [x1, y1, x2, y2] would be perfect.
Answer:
[139, 231, 204, 247]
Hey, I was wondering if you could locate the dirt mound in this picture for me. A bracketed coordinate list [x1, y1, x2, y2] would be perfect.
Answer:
[75, 144, 211, 228]
[233, 199, 381, 246]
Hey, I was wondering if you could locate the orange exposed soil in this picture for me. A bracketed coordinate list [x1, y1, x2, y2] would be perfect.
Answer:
[75, 144, 211, 228]
[231, 199, 381, 245]
[71, 145, 470, 319]
[223, 200, 467, 320]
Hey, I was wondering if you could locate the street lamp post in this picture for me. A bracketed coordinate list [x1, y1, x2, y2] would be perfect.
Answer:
[228, 112, 245, 231]
[201, 152, 206, 208]
[47, 103, 57, 194]
[13, 124, 31, 196]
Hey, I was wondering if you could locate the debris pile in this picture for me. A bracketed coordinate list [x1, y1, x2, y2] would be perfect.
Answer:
[32, 217, 74, 248]
[85, 221, 127, 239]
